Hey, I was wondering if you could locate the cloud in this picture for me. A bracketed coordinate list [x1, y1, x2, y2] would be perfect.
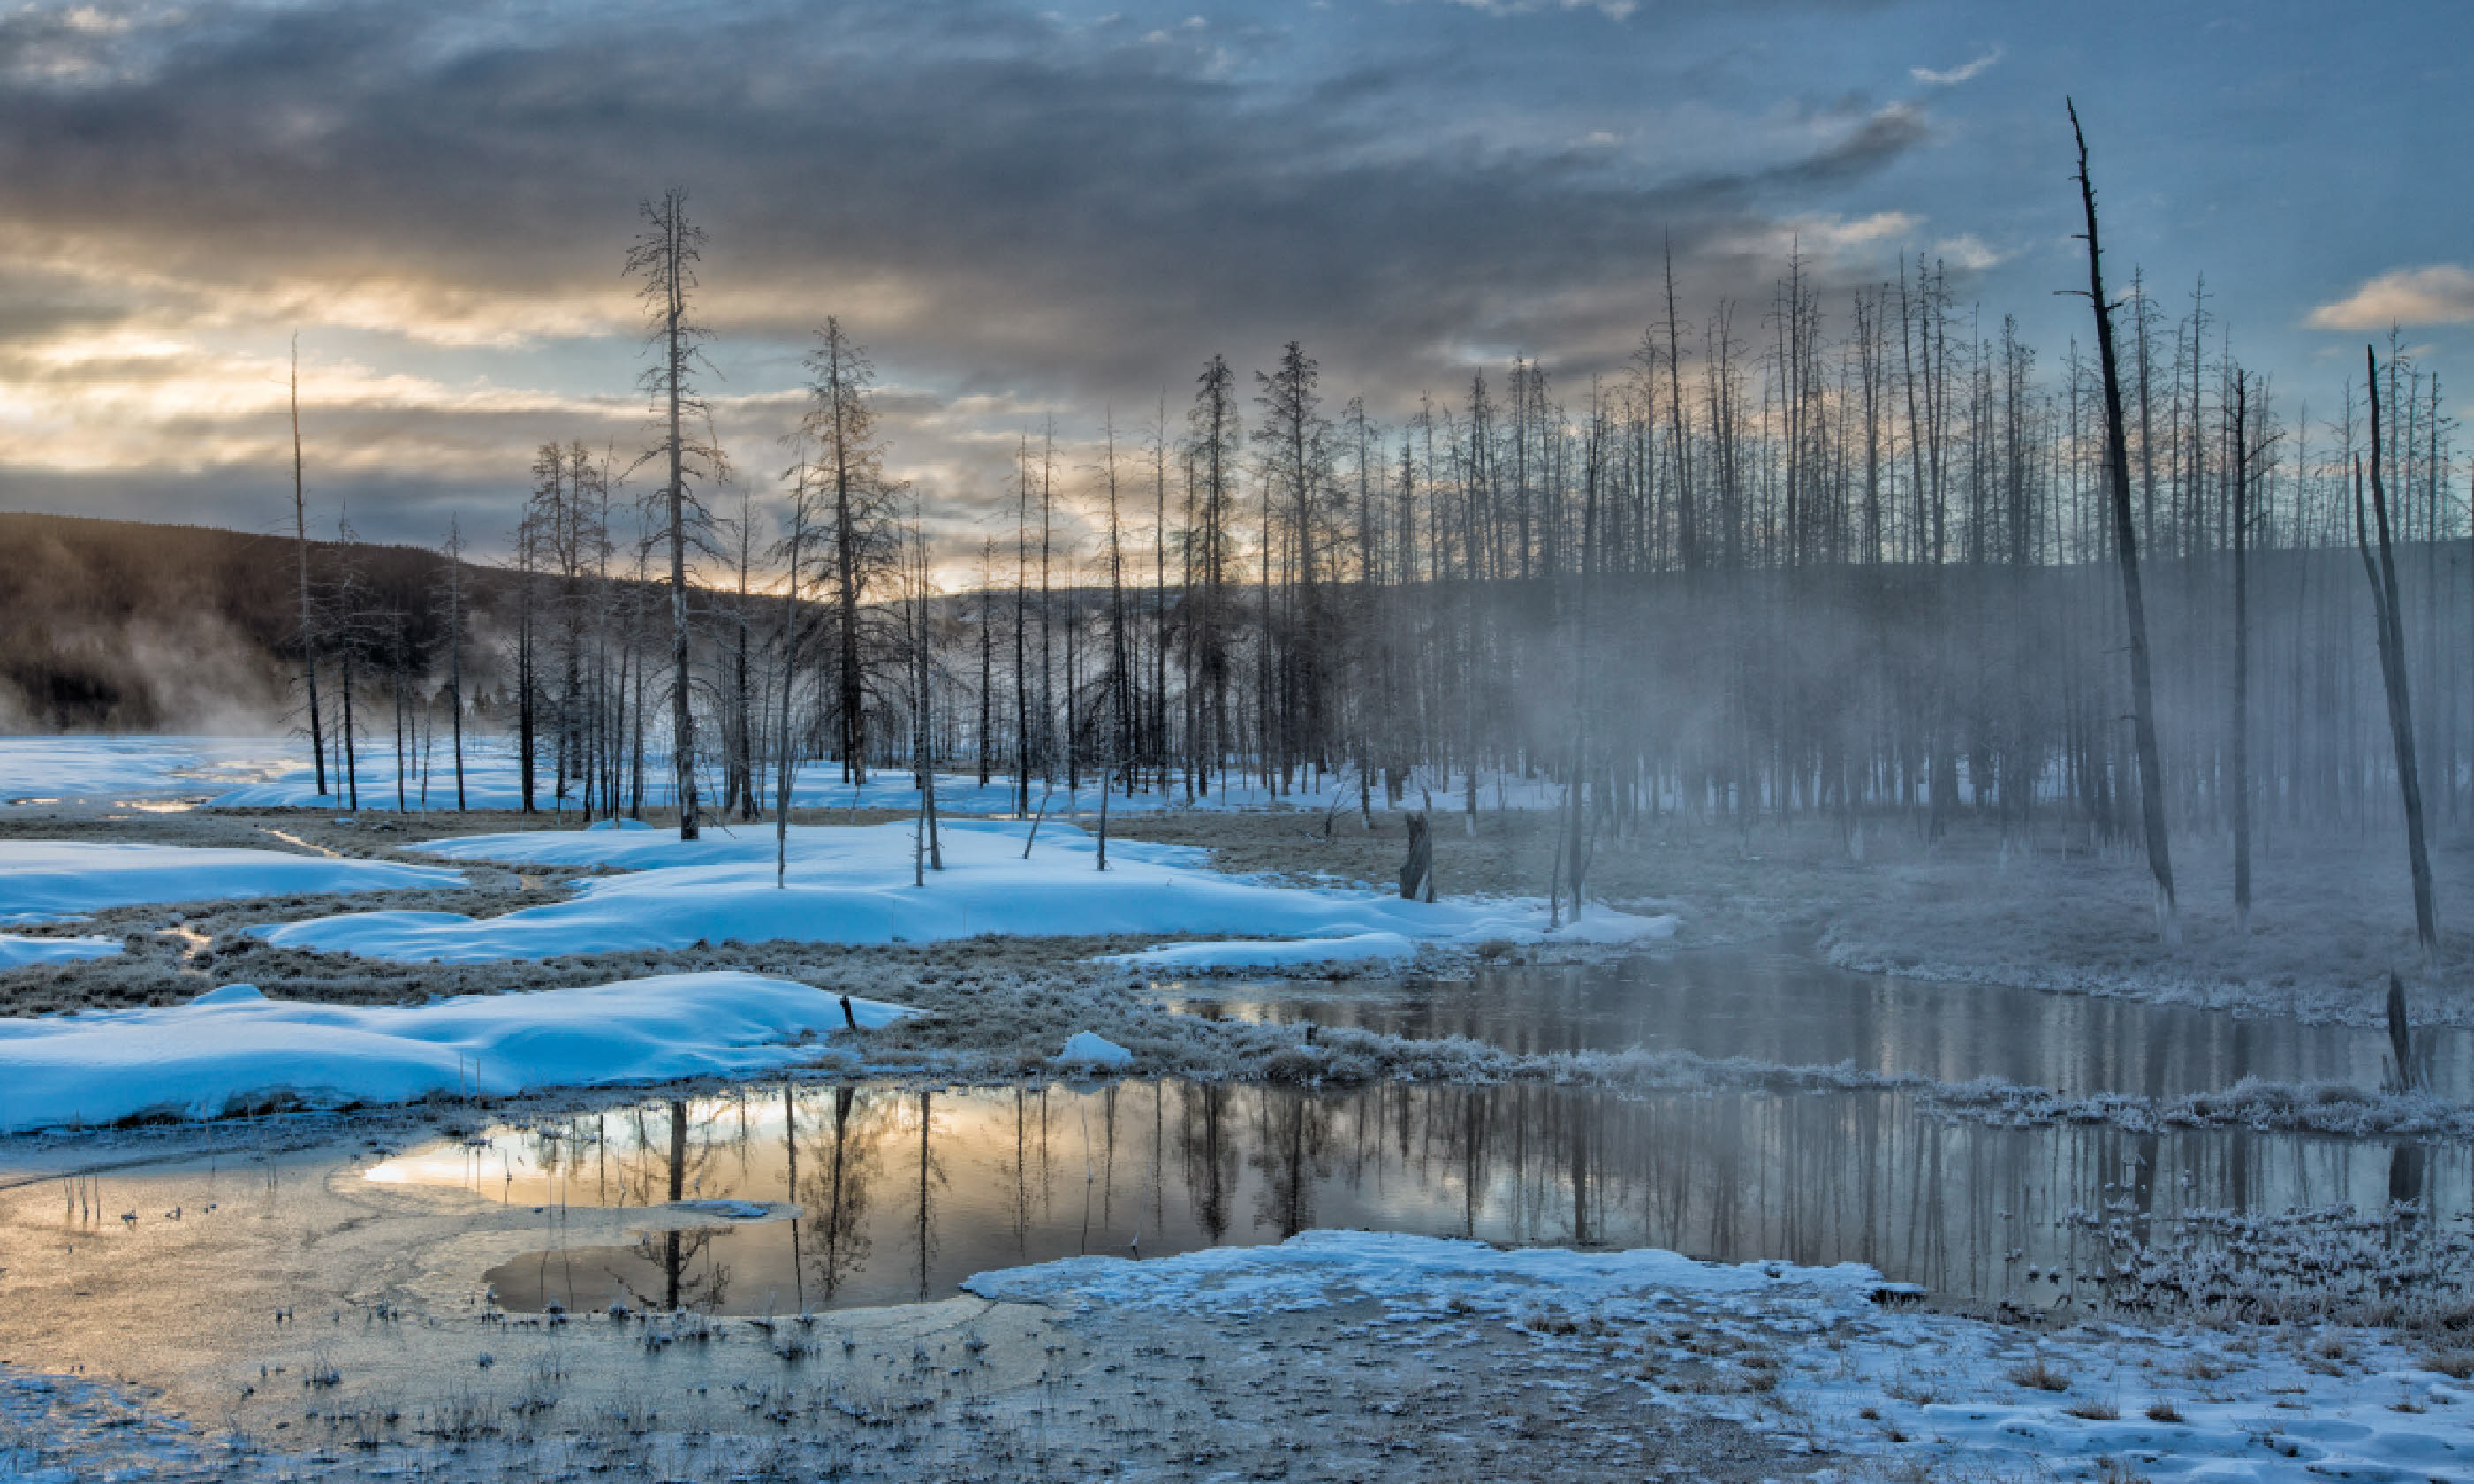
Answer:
[2306, 265, 2474, 330]
[0, 0, 1947, 570]
[1909, 47, 2001, 87]
[1931, 233, 2007, 272]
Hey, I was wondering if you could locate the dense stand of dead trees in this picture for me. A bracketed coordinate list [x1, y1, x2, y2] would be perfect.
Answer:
[271, 178, 2466, 958]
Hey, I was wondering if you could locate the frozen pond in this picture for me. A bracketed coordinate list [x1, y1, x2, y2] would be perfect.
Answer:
[1167, 950, 2474, 1099]
[376, 1079, 2474, 1318]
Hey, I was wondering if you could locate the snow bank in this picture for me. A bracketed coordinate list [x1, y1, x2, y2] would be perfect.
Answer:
[0, 934, 122, 967]
[258, 819, 1678, 963]
[0, 841, 465, 923]
[0, 971, 919, 1132]
[1098, 932, 1419, 973]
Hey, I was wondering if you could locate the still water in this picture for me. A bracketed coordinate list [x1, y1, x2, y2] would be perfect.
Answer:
[1171, 951, 2472, 1099]
[365, 1079, 2467, 1318]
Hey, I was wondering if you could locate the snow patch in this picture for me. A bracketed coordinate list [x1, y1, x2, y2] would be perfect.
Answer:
[0, 970, 920, 1133]
[965, 1230, 1889, 1316]
[0, 934, 122, 967]
[0, 841, 463, 921]
[257, 820, 1677, 963]
[1100, 932, 1419, 973]
[1058, 1031, 1135, 1067]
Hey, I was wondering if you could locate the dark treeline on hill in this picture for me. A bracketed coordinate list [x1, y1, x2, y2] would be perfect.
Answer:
[0, 512, 518, 731]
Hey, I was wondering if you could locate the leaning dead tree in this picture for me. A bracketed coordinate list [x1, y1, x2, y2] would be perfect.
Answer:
[627, 187, 724, 841]
[2356, 347, 2439, 960]
[2069, 99, 2179, 945]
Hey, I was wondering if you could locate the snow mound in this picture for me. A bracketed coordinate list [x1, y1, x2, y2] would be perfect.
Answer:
[965, 1230, 1890, 1317]
[0, 971, 920, 1133]
[258, 820, 1679, 963]
[1101, 932, 1419, 973]
[0, 841, 463, 923]
[0, 934, 123, 967]
[1057, 1031, 1134, 1067]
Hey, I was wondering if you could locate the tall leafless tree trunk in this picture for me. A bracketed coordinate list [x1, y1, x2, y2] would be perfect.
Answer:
[2069, 99, 2180, 943]
[291, 337, 326, 798]
[2356, 348, 2439, 959]
[626, 188, 717, 841]
[2229, 375, 2251, 931]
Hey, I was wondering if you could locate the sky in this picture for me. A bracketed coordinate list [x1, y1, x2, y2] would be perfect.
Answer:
[0, 0, 2465, 578]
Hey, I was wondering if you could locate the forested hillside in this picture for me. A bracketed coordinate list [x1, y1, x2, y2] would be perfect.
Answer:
[0, 513, 507, 731]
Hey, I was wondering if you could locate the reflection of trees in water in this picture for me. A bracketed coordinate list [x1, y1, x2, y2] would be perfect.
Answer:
[1178, 1082, 1239, 1242]
[1248, 1088, 1332, 1239]
[910, 1091, 946, 1303]
[622, 1099, 730, 1312]
[997, 1086, 1055, 1257]
[788, 1085, 887, 1308]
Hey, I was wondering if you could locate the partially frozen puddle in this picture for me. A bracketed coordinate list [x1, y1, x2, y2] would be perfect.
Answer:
[349, 1080, 2474, 1319]
[1166, 949, 2474, 1100]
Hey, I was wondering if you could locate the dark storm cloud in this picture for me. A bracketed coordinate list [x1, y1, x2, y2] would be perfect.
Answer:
[0, 0, 1933, 385]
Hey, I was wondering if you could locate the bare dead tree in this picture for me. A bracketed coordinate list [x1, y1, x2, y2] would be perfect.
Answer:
[626, 187, 725, 840]
[2068, 99, 2180, 943]
[290, 337, 326, 798]
[2355, 347, 2439, 959]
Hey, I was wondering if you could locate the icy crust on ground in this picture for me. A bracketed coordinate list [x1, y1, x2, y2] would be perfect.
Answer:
[968, 1230, 2474, 1482]
[0, 841, 464, 923]
[0, 971, 918, 1132]
[0, 934, 121, 966]
[254, 819, 1679, 963]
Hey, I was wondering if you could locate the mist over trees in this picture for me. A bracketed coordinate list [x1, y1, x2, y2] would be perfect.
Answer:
[428, 207, 2466, 895]
[11, 168, 2464, 950]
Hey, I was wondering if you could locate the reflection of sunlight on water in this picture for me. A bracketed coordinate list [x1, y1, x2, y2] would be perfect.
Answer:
[113, 799, 204, 814]
[362, 1079, 2474, 1318]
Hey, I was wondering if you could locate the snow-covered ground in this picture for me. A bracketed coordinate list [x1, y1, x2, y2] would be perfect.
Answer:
[252, 818, 1677, 962]
[0, 971, 915, 1132]
[0, 933, 121, 966]
[0, 840, 465, 923]
[0, 734, 300, 803]
[188, 729, 1554, 816]
[0, 731, 1567, 816]
[970, 1229, 2474, 1482]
